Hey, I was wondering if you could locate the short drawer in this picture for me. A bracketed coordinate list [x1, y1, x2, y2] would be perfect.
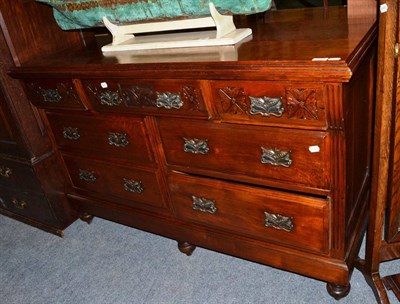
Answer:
[0, 159, 41, 192]
[82, 79, 209, 117]
[47, 113, 154, 164]
[63, 155, 166, 210]
[210, 81, 326, 129]
[158, 118, 330, 190]
[24, 79, 86, 110]
[169, 173, 329, 253]
[0, 186, 56, 224]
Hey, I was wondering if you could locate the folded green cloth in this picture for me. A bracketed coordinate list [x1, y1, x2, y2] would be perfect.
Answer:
[37, 0, 273, 30]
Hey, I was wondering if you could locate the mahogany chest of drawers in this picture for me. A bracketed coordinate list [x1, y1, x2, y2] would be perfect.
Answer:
[10, 6, 377, 299]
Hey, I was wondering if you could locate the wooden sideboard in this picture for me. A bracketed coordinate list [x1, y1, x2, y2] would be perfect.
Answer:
[9, 2, 377, 299]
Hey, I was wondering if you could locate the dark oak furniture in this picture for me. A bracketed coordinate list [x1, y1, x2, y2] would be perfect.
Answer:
[356, 1, 400, 303]
[8, 1, 377, 299]
[0, 0, 80, 235]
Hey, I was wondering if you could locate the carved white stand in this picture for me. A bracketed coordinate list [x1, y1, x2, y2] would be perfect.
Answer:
[101, 3, 252, 52]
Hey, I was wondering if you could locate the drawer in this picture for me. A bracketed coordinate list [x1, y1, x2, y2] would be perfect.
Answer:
[210, 81, 326, 129]
[82, 79, 209, 117]
[24, 79, 86, 110]
[0, 186, 56, 224]
[0, 158, 41, 192]
[63, 155, 166, 210]
[169, 173, 329, 253]
[47, 113, 154, 164]
[158, 118, 330, 190]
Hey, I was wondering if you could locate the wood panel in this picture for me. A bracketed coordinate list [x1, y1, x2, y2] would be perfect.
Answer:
[0, 0, 86, 66]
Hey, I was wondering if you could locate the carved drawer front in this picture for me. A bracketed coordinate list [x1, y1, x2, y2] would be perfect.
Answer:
[63, 155, 166, 210]
[0, 186, 57, 224]
[211, 81, 326, 129]
[46, 113, 154, 164]
[82, 79, 208, 117]
[24, 79, 86, 110]
[0, 159, 41, 192]
[158, 118, 330, 191]
[169, 173, 329, 253]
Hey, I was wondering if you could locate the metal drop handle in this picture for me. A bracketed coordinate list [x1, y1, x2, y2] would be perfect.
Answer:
[261, 147, 292, 167]
[264, 212, 294, 232]
[79, 169, 97, 182]
[123, 179, 144, 193]
[249, 96, 284, 117]
[63, 127, 80, 140]
[183, 138, 209, 154]
[0, 166, 12, 178]
[192, 195, 217, 214]
[156, 92, 183, 109]
[41, 88, 62, 103]
[100, 90, 122, 106]
[12, 198, 28, 210]
[108, 132, 129, 147]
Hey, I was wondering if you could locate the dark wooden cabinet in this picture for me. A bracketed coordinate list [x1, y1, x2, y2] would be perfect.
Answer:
[0, 0, 83, 234]
[7, 1, 378, 300]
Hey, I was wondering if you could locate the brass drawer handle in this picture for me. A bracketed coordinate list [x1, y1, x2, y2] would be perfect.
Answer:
[123, 178, 144, 193]
[41, 88, 62, 103]
[100, 90, 122, 106]
[261, 147, 292, 167]
[0, 166, 12, 178]
[156, 92, 183, 109]
[12, 198, 28, 210]
[264, 212, 294, 232]
[108, 132, 129, 147]
[79, 169, 97, 182]
[63, 127, 81, 140]
[249, 96, 284, 117]
[183, 138, 209, 154]
[192, 195, 217, 214]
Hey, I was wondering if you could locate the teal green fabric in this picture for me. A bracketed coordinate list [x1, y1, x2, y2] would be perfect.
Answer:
[37, 0, 273, 30]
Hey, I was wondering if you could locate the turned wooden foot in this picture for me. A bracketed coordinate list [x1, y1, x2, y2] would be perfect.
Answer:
[80, 213, 94, 224]
[326, 283, 351, 300]
[177, 241, 196, 256]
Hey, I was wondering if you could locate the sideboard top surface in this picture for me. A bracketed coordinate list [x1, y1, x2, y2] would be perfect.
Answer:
[10, 6, 377, 81]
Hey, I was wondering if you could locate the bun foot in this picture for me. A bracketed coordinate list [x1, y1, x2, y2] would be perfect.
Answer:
[177, 241, 196, 256]
[327, 283, 351, 300]
[80, 213, 94, 224]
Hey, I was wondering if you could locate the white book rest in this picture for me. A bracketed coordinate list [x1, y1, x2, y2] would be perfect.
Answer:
[101, 3, 252, 52]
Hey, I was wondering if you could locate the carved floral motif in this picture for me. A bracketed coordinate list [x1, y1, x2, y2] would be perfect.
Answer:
[286, 88, 319, 120]
[122, 85, 155, 107]
[218, 87, 248, 115]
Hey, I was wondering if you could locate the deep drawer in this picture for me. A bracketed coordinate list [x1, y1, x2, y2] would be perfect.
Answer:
[63, 155, 166, 210]
[0, 186, 56, 224]
[47, 113, 154, 164]
[24, 79, 86, 110]
[81, 79, 209, 117]
[0, 158, 41, 192]
[169, 173, 329, 253]
[210, 81, 326, 129]
[158, 118, 330, 190]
